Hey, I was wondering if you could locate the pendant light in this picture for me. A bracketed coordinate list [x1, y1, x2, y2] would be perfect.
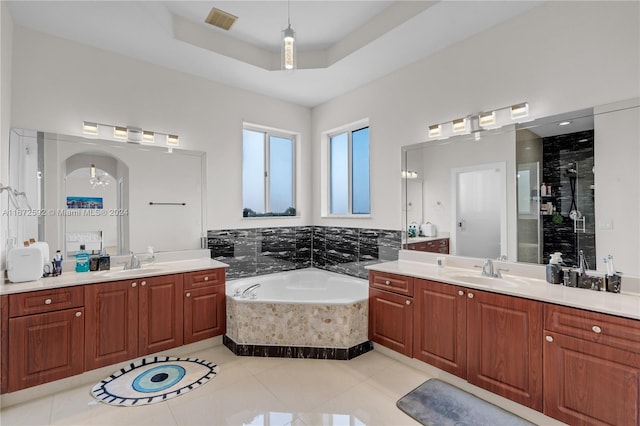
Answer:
[282, 0, 296, 70]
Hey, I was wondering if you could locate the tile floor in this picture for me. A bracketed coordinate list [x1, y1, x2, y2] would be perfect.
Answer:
[1, 344, 554, 426]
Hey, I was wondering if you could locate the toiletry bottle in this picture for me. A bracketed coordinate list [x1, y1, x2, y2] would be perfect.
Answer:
[98, 248, 111, 271]
[75, 244, 90, 272]
[607, 254, 616, 275]
[147, 246, 155, 263]
[540, 182, 547, 197]
[89, 250, 100, 271]
[546, 252, 564, 284]
[53, 250, 63, 275]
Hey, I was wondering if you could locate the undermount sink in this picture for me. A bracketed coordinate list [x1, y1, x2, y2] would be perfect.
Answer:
[440, 271, 531, 288]
[98, 267, 167, 278]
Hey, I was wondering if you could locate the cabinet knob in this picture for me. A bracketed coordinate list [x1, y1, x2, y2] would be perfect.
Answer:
[458, 290, 464, 296]
[385, 280, 391, 285]
[545, 335, 553, 342]
[141, 281, 146, 286]
[405, 300, 411, 305]
[467, 293, 474, 299]
[204, 276, 209, 281]
[131, 282, 137, 287]
[75, 311, 82, 317]
[186, 293, 191, 298]
[592, 325, 602, 334]
[44, 298, 52, 305]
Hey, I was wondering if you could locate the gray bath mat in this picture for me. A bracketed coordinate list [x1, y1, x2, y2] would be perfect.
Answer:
[396, 379, 535, 426]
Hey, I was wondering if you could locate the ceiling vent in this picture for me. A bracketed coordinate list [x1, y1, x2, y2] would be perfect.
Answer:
[205, 7, 238, 31]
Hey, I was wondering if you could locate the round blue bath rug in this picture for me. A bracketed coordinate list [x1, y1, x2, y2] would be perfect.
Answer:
[91, 356, 218, 406]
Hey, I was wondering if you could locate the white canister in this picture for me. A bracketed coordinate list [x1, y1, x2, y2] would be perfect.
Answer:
[420, 223, 437, 237]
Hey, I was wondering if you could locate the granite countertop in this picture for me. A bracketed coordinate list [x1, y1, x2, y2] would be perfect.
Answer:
[1, 257, 228, 295]
[367, 259, 640, 321]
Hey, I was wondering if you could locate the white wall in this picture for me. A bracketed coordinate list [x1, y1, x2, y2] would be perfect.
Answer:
[311, 1, 640, 231]
[0, 2, 14, 267]
[9, 26, 313, 233]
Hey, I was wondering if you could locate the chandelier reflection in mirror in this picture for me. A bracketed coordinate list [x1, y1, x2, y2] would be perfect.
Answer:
[89, 164, 110, 189]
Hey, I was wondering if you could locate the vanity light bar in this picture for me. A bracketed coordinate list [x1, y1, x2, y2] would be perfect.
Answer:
[427, 102, 529, 140]
[81, 121, 179, 146]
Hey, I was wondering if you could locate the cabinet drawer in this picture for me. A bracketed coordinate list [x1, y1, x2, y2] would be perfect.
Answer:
[369, 271, 413, 296]
[184, 268, 225, 290]
[545, 304, 640, 353]
[9, 287, 84, 317]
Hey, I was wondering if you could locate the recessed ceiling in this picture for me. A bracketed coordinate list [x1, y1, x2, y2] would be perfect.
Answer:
[6, 1, 543, 108]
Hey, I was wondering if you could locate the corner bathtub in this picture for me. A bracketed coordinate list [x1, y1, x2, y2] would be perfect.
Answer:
[224, 268, 372, 359]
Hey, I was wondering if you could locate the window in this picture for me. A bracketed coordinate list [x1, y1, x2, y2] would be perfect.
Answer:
[242, 127, 296, 217]
[329, 126, 370, 215]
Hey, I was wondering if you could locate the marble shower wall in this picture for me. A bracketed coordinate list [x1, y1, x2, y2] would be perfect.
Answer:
[208, 226, 401, 280]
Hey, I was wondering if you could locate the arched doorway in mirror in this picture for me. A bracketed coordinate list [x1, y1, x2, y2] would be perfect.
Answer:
[63, 152, 129, 258]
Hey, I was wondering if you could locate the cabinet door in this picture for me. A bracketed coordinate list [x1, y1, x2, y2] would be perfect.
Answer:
[414, 279, 466, 378]
[1, 295, 8, 394]
[369, 287, 413, 357]
[85, 280, 138, 371]
[139, 274, 184, 355]
[8, 308, 85, 391]
[544, 331, 640, 426]
[184, 285, 226, 344]
[467, 290, 543, 411]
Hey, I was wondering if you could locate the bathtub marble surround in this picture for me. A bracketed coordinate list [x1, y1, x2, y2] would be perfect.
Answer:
[223, 335, 373, 360]
[208, 226, 401, 280]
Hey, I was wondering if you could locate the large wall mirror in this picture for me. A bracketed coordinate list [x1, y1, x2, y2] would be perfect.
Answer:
[7, 129, 207, 258]
[402, 98, 639, 276]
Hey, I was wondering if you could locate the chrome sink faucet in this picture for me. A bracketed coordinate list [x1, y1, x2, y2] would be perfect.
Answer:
[477, 259, 509, 278]
[124, 251, 141, 270]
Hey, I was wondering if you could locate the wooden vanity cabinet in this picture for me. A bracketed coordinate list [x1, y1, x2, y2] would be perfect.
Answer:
[85, 274, 185, 369]
[1, 295, 8, 394]
[183, 269, 226, 344]
[543, 304, 640, 426]
[413, 279, 467, 378]
[7, 287, 85, 392]
[368, 271, 414, 357]
[466, 289, 543, 411]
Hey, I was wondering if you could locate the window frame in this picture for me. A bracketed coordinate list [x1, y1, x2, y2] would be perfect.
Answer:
[242, 124, 297, 218]
[325, 120, 371, 217]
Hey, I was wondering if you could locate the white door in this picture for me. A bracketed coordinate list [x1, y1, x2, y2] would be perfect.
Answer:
[452, 163, 507, 259]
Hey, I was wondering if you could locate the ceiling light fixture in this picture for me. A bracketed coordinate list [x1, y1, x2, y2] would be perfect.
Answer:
[113, 126, 128, 139]
[166, 134, 180, 146]
[428, 124, 442, 138]
[143, 131, 155, 143]
[510, 102, 529, 119]
[89, 163, 110, 189]
[452, 118, 467, 133]
[282, 0, 296, 71]
[479, 111, 497, 127]
[82, 121, 98, 135]
[558, 121, 572, 126]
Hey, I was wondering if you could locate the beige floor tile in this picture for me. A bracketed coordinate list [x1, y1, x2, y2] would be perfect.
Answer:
[254, 358, 363, 413]
[168, 374, 284, 426]
[363, 361, 432, 400]
[298, 379, 421, 426]
[0, 395, 53, 426]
